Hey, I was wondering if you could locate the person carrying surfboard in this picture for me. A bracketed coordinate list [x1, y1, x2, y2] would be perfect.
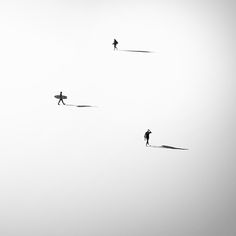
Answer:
[58, 91, 66, 105]
[144, 129, 152, 146]
[112, 39, 118, 50]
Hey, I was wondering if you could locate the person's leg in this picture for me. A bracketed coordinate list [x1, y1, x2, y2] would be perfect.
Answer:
[62, 99, 65, 105]
[58, 99, 61, 105]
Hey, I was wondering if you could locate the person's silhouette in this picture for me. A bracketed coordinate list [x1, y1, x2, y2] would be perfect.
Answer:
[58, 91, 65, 105]
[144, 129, 152, 146]
[112, 39, 118, 50]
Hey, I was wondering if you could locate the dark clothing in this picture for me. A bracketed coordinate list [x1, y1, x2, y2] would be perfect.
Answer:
[112, 39, 118, 50]
[144, 130, 152, 146]
[58, 92, 65, 105]
[58, 98, 65, 105]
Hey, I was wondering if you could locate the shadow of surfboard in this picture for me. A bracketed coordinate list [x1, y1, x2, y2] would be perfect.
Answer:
[120, 49, 154, 53]
[149, 145, 188, 150]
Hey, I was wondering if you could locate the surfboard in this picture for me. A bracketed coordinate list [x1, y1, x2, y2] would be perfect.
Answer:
[54, 95, 67, 99]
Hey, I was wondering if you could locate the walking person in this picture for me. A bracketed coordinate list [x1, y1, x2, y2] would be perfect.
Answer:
[58, 91, 66, 105]
[112, 39, 118, 50]
[144, 129, 152, 146]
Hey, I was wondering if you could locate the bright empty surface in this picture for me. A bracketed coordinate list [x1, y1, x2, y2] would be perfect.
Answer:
[0, 0, 236, 235]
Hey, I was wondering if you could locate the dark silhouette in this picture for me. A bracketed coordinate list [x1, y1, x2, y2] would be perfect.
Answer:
[144, 129, 152, 146]
[112, 39, 118, 50]
[149, 145, 188, 150]
[54, 93, 96, 108]
[58, 92, 66, 105]
[120, 50, 154, 53]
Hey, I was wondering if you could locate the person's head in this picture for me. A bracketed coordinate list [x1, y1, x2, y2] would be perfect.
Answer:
[60, 91, 62, 94]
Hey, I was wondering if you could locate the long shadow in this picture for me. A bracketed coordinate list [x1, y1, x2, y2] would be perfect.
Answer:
[120, 49, 154, 53]
[65, 104, 96, 108]
[149, 145, 188, 150]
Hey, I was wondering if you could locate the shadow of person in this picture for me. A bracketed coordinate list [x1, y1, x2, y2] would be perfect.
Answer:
[65, 104, 96, 108]
[149, 145, 188, 150]
[120, 49, 154, 53]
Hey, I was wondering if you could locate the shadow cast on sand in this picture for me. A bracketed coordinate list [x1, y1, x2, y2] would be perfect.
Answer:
[120, 49, 154, 53]
[65, 104, 96, 108]
[149, 145, 188, 150]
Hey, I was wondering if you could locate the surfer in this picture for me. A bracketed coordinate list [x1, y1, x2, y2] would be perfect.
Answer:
[144, 129, 152, 146]
[58, 91, 66, 105]
[112, 39, 118, 50]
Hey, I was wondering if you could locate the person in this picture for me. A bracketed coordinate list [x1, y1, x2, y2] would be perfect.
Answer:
[112, 39, 118, 50]
[144, 129, 152, 146]
[58, 91, 66, 105]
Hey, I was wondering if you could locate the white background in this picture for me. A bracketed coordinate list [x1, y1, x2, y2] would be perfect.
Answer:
[0, 0, 235, 235]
